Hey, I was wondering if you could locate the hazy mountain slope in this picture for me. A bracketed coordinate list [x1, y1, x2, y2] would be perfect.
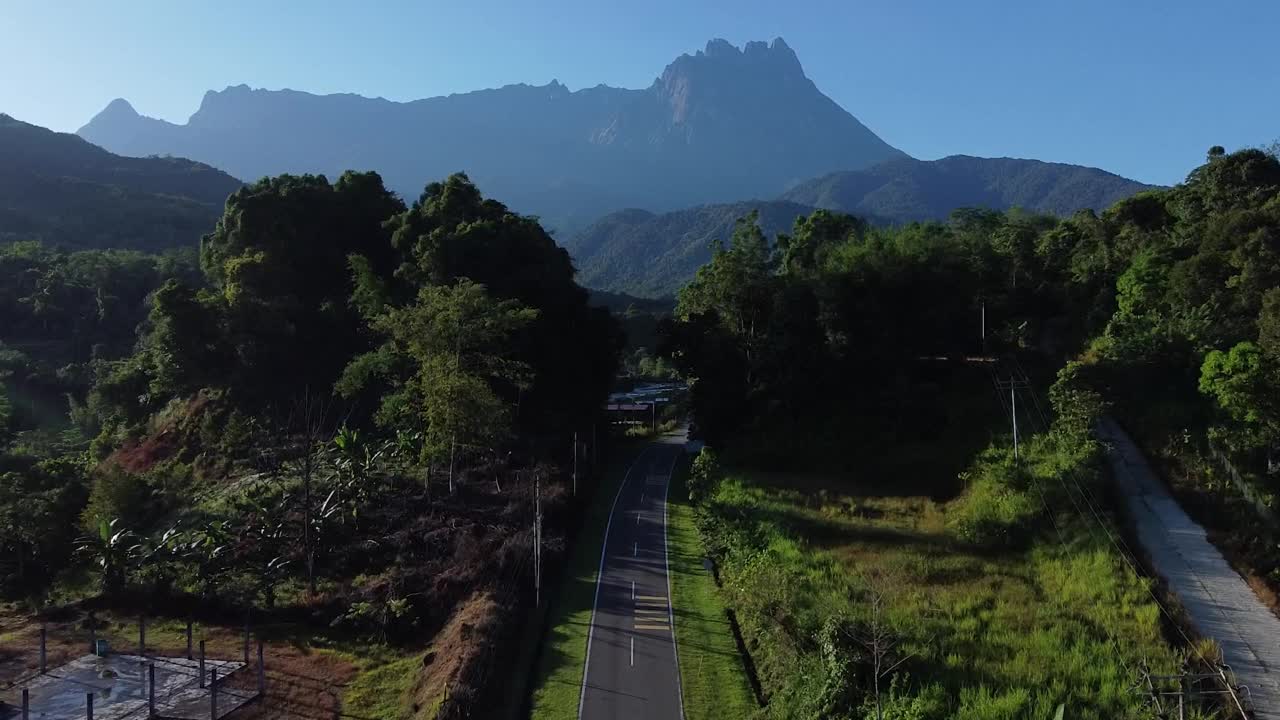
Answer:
[566, 200, 817, 298]
[0, 113, 242, 251]
[78, 38, 903, 233]
[568, 155, 1153, 298]
[783, 155, 1156, 221]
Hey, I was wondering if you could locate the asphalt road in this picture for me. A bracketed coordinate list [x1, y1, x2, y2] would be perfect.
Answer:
[578, 433, 686, 720]
[1099, 419, 1280, 719]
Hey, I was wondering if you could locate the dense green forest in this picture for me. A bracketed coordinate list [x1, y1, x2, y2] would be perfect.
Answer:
[667, 146, 1280, 473]
[661, 146, 1280, 718]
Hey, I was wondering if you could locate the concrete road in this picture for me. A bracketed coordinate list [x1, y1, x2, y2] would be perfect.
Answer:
[578, 432, 687, 720]
[1099, 419, 1280, 719]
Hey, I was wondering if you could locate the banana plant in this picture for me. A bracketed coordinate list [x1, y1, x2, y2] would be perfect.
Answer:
[133, 526, 186, 597]
[183, 522, 231, 602]
[75, 518, 137, 596]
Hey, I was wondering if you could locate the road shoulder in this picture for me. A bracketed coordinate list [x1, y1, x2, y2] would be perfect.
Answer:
[667, 454, 757, 720]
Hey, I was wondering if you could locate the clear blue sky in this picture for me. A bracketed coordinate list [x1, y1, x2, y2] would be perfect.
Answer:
[1, 0, 1275, 186]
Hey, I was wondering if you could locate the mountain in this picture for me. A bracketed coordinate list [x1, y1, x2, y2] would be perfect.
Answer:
[568, 155, 1155, 298]
[78, 38, 903, 233]
[565, 200, 818, 298]
[0, 113, 242, 252]
[782, 155, 1156, 222]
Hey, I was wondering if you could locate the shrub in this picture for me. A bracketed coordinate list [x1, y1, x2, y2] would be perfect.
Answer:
[81, 465, 150, 533]
[688, 447, 722, 503]
[861, 675, 949, 720]
[947, 449, 1039, 548]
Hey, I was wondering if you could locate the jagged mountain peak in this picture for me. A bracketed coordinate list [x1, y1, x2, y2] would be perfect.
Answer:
[670, 36, 805, 81]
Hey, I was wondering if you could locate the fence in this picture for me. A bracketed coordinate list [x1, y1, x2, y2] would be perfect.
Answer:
[0, 616, 268, 720]
[1205, 440, 1278, 526]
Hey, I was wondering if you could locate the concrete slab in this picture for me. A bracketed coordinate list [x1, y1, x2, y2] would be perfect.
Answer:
[0, 654, 256, 720]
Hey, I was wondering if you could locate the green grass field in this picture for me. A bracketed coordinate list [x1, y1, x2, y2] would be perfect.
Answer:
[695, 435, 1188, 720]
[528, 441, 648, 719]
[667, 459, 758, 720]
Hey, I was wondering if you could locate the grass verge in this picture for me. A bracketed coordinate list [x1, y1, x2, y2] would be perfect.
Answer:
[667, 456, 757, 720]
[528, 440, 646, 719]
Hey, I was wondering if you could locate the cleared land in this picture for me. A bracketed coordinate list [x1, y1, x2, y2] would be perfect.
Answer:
[694, 428, 1189, 719]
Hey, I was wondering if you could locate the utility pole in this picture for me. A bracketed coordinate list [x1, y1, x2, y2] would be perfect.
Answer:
[1011, 383, 1018, 461]
[572, 431, 578, 497]
[981, 301, 986, 355]
[534, 471, 542, 608]
[994, 377, 1030, 462]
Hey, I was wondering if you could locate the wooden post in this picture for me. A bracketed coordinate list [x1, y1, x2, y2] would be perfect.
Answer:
[198, 640, 206, 689]
[21, 688, 28, 720]
[210, 668, 218, 719]
[86, 693, 94, 720]
[186, 620, 193, 660]
[39, 626, 46, 673]
[148, 663, 156, 717]
[257, 639, 266, 694]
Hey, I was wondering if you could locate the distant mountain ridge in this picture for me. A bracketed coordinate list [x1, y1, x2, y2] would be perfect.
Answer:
[78, 38, 903, 232]
[783, 155, 1156, 221]
[0, 113, 242, 252]
[568, 155, 1155, 298]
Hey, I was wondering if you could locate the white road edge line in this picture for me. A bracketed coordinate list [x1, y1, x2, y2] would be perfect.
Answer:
[630, 636, 635, 667]
[577, 445, 655, 719]
[662, 447, 686, 719]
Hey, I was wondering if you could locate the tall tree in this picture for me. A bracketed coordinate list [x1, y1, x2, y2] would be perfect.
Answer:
[338, 279, 537, 468]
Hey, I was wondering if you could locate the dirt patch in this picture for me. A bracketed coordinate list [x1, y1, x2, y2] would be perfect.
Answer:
[407, 591, 501, 719]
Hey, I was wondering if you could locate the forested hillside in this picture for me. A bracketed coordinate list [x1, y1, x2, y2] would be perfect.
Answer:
[782, 155, 1155, 222]
[566, 201, 819, 297]
[566, 156, 1151, 298]
[0, 114, 241, 252]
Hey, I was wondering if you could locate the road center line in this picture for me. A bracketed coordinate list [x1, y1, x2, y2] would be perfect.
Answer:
[631, 580, 635, 599]
[633, 541, 637, 557]
[630, 636, 634, 667]
[577, 445, 656, 719]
